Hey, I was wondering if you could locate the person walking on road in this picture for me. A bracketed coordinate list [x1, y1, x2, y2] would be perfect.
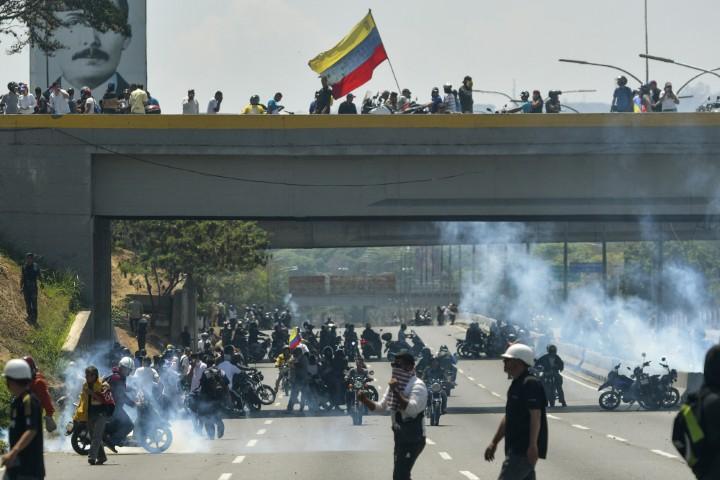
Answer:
[2, 359, 45, 480]
[127, 298, 143, 335]
[73, 366, 113, 466]
[24, 356, 57, 433]
[485, 343, 548, 480]
[20, 253, 41, 324]
[360, 351, 427, 480]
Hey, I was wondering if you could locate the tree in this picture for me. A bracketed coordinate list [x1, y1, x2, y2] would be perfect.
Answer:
[113, 220, 269, 319]
[0, 0, 130, 54]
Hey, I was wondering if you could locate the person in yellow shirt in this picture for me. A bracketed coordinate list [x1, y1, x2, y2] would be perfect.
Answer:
[73, 366, 113, 465]
[242, 95, 266, 115]
[129, 84, 148, 114]
[274, 347, 290, 393]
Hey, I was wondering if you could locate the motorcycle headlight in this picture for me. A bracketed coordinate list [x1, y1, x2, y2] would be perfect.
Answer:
[65, 421, 74, 435]
[354, 380, 364, 389]
[431, 383, 442, 393]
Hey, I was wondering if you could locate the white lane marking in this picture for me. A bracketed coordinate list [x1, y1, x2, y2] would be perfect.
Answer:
[264, 420, 273, 425]
[561, 372, 597, 391]
[426, 439, 436, 445]
[439, 451, 452, 460]
[607, 434, 628, 443]
[572, 424, 590, 431]
[459, 471, 480, 480]
[232, 456, 246, 464]
[467, 376, 475, 381]
[477, 383, 486, 389]
[246, 439, 258, 447]
[458, 368, 465, 374]
[651, 449, 678, 459]
[274, 402, 281, 406]
[547, 414, 561, 420]
[256, 429, 267, 435]
[218, 474, 232, 480]
[491, 391, 502, 398]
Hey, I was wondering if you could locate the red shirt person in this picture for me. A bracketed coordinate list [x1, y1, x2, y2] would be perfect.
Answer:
[24, 356, 57, 432]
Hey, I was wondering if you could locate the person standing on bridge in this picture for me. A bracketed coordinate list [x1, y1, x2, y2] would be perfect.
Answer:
[182, 89, 200, 114]
[485, 343, 548, 480]
[360, 351, 427, 480]
[20, 253, 41, 324]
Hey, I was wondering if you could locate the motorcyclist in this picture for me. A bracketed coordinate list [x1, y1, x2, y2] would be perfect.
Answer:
[437, 345, 458, 385]
[545, 90, 562, 113]
[430, 87, 443, 114]
[23, 356, 57, 433]
[398, 324, 408, 344]
[535, 345, 567, 407]
[465, 322, 485, 348]
[415, 347, 433, 375]
[423, 357, 448, 414]
[343, 324, 358, 346]
[104, 357, 136, 451]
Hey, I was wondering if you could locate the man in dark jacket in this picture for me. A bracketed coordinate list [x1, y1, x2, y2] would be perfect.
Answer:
[338, 93, 357, 114]
[690, 345, 720, 479]
[20, 253, 40, 323]
[105, 357, 136, 450]
[535, 345, 567, 407]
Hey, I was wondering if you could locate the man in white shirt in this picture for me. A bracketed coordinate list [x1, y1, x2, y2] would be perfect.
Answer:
[207, 91, 223, 114]
[132, 357, 159, 396]
[17, 84, 36, 114]
[179, 348, 192, 376]
[80, 87, 97, 114]
[189, 354, 207, 393]
[49, 83, 71, 114]
[182, 89, 199, 114]
[217, 346, 243, 388]
[361, 351, 427, 480]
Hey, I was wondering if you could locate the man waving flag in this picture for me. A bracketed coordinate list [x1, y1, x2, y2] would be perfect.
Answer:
[308, 10, 390, 99]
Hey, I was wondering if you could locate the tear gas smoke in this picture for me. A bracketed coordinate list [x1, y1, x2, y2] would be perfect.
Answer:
[442, 222, 716, 372]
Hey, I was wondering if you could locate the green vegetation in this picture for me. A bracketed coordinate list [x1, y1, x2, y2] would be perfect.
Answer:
[0, 259, 79, 430]
[0, 0, 131, 54]
[113, 220, 270, 318]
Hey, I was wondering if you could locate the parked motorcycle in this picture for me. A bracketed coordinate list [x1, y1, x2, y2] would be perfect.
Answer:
[68, 392, 173, 455]
[598, 363, 636, 410]
[658, 358, 679, 408]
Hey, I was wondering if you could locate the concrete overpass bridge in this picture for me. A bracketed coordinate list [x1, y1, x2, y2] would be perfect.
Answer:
[2, 113, 720, 340]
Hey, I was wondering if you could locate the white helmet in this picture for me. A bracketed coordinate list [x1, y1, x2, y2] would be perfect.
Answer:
[3, 359, 32, 380]
[501, 343, 535, 367]
[119, 357, 134, 372]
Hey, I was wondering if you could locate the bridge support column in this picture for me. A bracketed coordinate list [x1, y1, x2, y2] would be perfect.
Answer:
[92, 217, 113, 342]
[563, 236, 569, 302]
[602, 232, 608, 294]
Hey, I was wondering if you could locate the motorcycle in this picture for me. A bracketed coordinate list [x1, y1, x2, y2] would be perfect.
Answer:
[346, 374, 376, 426]
[345, 339, 359, 362]
[68, 392, 173, 455]
[247, 337, 271, 363]
[382, 332, 405, 361]
[426, 377, 445, 426]
[598, 363, 636, 410]
[228, 373, 263, 413]
[456, 338, 484, 359]
[360, 335, 382, 360]
[658, 358, 679, 408]
[249, 369, 277, 406]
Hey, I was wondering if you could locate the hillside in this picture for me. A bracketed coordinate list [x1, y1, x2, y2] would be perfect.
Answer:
[0, 251, 78, 428]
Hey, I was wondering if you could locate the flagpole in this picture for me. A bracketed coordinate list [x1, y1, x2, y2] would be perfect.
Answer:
[368, 9, 402, 94]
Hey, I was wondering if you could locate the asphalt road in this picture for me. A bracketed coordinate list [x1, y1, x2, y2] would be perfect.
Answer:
[36, 325, 693, 480]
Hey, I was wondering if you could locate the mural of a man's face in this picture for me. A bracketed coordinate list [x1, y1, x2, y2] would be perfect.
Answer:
[51, 0, 131, 89]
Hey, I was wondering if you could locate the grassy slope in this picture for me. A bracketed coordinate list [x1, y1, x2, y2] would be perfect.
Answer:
[0, 254, 77, 428]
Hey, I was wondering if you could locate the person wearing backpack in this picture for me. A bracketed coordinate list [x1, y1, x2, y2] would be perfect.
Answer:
[674, 344, 720, 479]
[73, 366, 114, 465]
[199, 357, 228, 440]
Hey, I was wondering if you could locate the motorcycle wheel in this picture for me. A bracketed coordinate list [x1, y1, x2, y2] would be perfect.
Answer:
[352, 408, 363, 426]
[598, 391, 621, 411]
[457, 344, 472, 359]
[431, 406, 441, 426]
[663, 388, 680, 408]
[71, 428, 91, 456]
[367, 385, 379, 402]
[139, 426, 173, 454]
[258, 385, 277, 405]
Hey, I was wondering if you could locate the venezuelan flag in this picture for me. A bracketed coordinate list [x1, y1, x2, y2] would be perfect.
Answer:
[289, 327, 301, 350]
[308, 11, 388, 100]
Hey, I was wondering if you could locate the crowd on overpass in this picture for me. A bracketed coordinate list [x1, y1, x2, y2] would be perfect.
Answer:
[1, 74, 684, 115]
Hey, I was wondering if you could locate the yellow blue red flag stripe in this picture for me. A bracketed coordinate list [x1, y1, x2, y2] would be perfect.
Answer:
[308, 11, 388, 99]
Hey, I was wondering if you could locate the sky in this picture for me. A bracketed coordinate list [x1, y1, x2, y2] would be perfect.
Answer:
[2, 0, 720, 114]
